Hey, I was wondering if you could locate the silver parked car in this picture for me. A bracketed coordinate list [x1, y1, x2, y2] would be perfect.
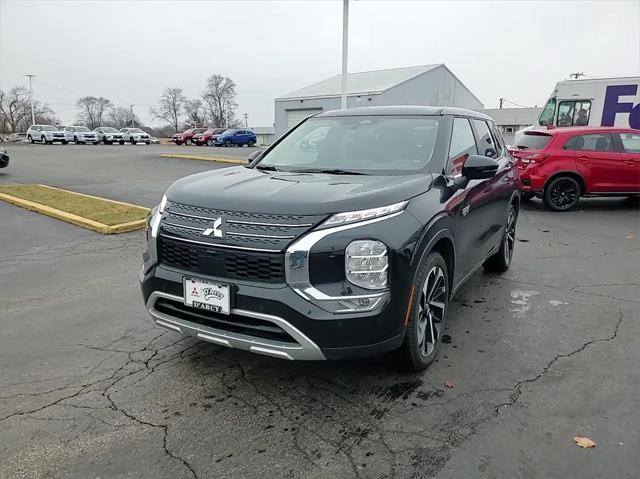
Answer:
[26, 125, 67, 144]
[94, 127, 125, 145]
[64, 126, 99, 145]
[119, 128, 150, 145]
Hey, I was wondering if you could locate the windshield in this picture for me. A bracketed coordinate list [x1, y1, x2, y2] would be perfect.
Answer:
[129, 128, 144, 133]
[257, 116, 440, 175]
[40, 125, 59, 131]
[75, 127, 90, 132]
[102, 127, 117, 133]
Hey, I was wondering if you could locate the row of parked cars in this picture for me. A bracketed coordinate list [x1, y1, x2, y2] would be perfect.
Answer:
[172, 128, 257, 147]
[25, 125, 157, 145]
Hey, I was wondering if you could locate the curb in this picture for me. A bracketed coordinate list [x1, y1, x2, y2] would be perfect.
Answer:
[159, 154, 247, 165]
[0, 189, 149, 235]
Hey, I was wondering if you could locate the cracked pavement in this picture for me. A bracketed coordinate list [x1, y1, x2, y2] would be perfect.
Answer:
[1, 146, 640, 478]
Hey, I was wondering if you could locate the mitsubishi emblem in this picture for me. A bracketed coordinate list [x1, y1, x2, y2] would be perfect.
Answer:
[202, 217, 224, 238]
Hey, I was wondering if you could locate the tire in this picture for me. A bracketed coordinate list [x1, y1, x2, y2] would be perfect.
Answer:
[207, 139, 214, 146]
[119, 141, 125, 145]
[28, 135, 34, 144]
[41, 136, 49, 145]
[185, 139, 192, 146]
[248, 140, 256, 147]
[61, 140, 68, 145]
[225, 140, 232, 147]
[484, 205, 517, 273]
[543, 176, 581, 211]
[103, 138, 109, 145]
[399, 251, 449, 372]
[74, 136, 80, 145]
[93, 142, 99, 145]
[130, 138, 136, 145]
[145, 141, 150, 145]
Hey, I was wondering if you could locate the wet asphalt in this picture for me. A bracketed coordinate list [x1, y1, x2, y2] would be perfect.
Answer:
[0, 143, 639, 478]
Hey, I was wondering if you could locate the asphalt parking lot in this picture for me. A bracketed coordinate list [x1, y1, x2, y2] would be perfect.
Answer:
[1, 144, 639, 478]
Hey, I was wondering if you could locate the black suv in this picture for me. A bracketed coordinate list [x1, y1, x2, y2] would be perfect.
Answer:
[140, 106, 521, 370]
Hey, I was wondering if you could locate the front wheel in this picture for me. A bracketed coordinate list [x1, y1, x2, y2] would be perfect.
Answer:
[28, 135, 34, 144]
[399, 251, 449, 371]
[484, 205, 517, 273]
[74, 136, 80, 145]
[130, 138, 136, 145]
[41, 136, 49, 145]
[248, 140, 256, 147]
[224, 140, 232, 147]
[61, 140, 68, 145]
[145, 141, 150, 145]
[543, 176, 581, 211]
[119, 140, 125, 145]
[207, 139, 214, 146]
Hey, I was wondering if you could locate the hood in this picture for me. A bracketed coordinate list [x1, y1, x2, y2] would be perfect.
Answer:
[166, 166, 433, 215]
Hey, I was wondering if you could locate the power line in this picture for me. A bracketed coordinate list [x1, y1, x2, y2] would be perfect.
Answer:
[500, 98, 533, 108]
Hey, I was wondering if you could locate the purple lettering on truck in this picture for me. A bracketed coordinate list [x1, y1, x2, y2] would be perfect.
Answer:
[601, 84, 640, 129]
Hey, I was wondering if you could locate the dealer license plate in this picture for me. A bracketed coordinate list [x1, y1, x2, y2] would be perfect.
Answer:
[183, 277, 230, 315]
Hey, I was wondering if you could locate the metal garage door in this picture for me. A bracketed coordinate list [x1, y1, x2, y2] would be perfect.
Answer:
[286, 109, 322, 131]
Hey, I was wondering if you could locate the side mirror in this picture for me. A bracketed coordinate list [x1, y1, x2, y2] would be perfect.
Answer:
[461, 155, 499, 180]
[247, 149, 264, 163]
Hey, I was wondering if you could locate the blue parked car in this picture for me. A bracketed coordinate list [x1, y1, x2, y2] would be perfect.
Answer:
[214, 129, 257, 147]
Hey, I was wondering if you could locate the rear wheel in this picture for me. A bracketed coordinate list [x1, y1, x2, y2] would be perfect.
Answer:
[399, 251, 449, 371]
[61, 140, 68, 145]
[543, 176, 581, 211]
[119, 140, 125, 145]
[225, 139, 232, 147]
[207, 139, 214, 146]
[248, 140, 256, 147]
[130, 137, 136, 145]
[484, 205, 517, 273]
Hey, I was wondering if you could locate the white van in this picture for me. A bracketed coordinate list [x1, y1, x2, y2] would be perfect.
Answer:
[516, 76, 640, 141]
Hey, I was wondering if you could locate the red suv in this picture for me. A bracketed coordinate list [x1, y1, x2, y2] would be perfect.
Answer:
[193, 128, 226, 146]
[172, 128, 208, 146]
[510, 127, 640, 211]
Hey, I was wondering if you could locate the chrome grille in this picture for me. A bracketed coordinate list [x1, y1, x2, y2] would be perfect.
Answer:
[159, 201, 326, 252]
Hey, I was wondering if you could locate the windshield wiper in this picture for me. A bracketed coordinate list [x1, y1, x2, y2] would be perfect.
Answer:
[291, 168, 366, 175]
[255, 164, 279, 171]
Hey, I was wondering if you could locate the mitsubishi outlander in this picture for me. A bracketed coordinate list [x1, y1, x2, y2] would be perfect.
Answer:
[140, 106, 521, 371]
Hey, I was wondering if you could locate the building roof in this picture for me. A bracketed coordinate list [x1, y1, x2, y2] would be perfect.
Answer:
[482, 107, 542, 126]
[276, 64, 442, 100]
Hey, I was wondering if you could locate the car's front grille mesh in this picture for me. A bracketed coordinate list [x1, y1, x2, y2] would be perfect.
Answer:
[158, 236, 285, 283]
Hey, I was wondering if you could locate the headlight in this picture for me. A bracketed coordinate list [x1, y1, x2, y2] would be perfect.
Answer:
[321, 201, 408, 229]
[345, 240, 388, 289]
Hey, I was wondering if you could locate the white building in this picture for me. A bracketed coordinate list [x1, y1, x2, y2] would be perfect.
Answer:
[482, 107, 542, 145]
[274, 64, 484, 137]
[249, 126, 275, 146]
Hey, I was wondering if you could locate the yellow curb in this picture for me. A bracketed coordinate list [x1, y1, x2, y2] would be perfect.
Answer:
[0, 191, 149, 235]
[159, 153, 247, 164]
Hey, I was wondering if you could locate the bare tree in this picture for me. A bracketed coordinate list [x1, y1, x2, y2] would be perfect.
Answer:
[183, 99, 207, 128]
[75, 96, 112, 129]
[201, 74, 238, 128]
[0, 86, 58, 133]
[106, 106, 141, 130]
[151, 87, 186, 133]
[0, 87, 31, 133]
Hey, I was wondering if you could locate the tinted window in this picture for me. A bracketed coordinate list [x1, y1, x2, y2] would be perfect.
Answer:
[572, 133, 613, 152]
[513, 132, 553, 150]
[448, 118, 477, 174]
[259, 115, 440, 175]
[538, 98, 556, 126]
[619, 133, 640, 153]
[472, 119, 497, 157]
[557, 100, 591, 127]
[489, 122, 504, 156]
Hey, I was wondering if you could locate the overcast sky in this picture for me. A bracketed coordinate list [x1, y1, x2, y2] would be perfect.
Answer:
[1, 0, 638, 128]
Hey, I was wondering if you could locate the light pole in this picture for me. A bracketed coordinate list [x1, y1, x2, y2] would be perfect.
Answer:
[341, 0, 349, 110]
[129, 104, 135, 127]
[26, 74, 36, 125]
[243, 113, 248, 127]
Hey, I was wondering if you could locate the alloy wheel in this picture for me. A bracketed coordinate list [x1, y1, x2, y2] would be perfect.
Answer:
[549, 180, 578, 209]
[417, 266, 447, 357]
[503, 210, 516, 265]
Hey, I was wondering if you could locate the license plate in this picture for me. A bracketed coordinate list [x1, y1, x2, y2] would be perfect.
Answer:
[183, 277, 230, 314]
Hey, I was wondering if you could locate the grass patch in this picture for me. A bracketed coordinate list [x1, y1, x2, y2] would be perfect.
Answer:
[0, 184, 149, 226]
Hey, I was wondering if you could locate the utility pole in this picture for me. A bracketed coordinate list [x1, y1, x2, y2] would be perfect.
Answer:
[130, 104, 135, 127]
[26, 74, 36, 125]
[243, 113, 248, 127]
[569, 72, 585, 80]
[499, 98, 504, 109]
[341, 0, 349, 110]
